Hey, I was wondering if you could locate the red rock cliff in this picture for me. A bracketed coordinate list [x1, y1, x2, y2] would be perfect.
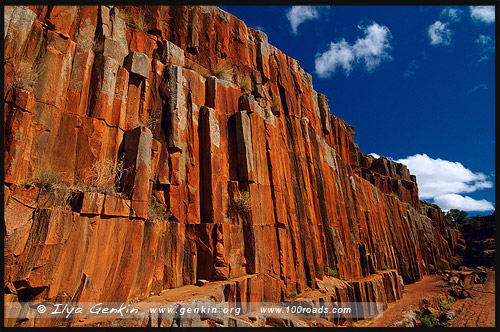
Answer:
[4, 5, 460, 326]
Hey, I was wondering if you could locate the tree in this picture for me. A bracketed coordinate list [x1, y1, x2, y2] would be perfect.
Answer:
[444, 209, 469, 224]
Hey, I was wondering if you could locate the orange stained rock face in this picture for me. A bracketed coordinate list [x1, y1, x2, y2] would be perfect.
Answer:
[4, 5, 463, 327]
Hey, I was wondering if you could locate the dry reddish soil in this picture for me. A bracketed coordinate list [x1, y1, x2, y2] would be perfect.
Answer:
[448, 269, 495, 327]
[354, 269, 495, 327]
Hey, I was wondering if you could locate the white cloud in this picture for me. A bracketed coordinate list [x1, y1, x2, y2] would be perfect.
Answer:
[353, 23, 393, 71]
[315, 22, 392, 77]
[367, 153, 494, 212]
[396, 153, 493, 201]
[428, 21, 453, 46]
[475, 34, 495, 62]
[467, 83, 487, 94]
[470, 6, 495, 24]
[433, 194, 494, 212]
[286, 6, 320, 34]
[476, 34, 492, 45]
[315, 39, 355, 76]
[440, 8, 463, 22]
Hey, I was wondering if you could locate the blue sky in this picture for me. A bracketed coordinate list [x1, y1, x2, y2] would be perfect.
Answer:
[221, 5, 495, 215]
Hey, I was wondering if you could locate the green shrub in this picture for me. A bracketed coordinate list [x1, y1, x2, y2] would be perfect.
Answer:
[233, 191, 251, 213]
[437, 294, 455, 311]
[147, 197, 171, 221]
[381, 265, 389, 270]
[416, 312, 437, 327]
[4, 52, 13, 66]
[292, 291, 298, 298]
[328, 267, 338, 277]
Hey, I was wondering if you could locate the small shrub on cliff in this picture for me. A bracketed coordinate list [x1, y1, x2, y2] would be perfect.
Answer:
[389, 192, 400, 199]
[350, 233, 357, 244]
[83, 158, 129, 196]
[236, 72, 251, 92]
[116, 6, 133, 25]
[381, 265, 389, 270]
[117, 6, 150, 32]
[133, 8, 150, 33]
[4, 52, 13, 66]
[213, 60, 233, 81]
[147, 197, 171, 221]
[29, 168, 62, 192]
[139, 110, 161, 131]
[271, 95, 280, 110]
[292, 292, 298, 298]
[328, 267, 338, 277]
[232, 191, 251, 213]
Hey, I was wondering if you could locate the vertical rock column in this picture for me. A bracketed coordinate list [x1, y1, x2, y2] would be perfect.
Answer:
[199, 106, 221, 222]
[317, 93, 331, 134]
[124, 51, 150, 130]
[88, 54, 119, 121]
[235, 111, 254, 182]
[165, 65, 187, 151]
[122, 126, 153, 219]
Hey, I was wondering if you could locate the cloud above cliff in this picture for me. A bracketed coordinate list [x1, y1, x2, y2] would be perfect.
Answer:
[428, 21, 453, 46]
[315, 22, 392, 77]
[470, 6, 495, 24]
[475, 34, 495, 62]
[440, 8, 463, 23]
[286, 6, 320, 34]
[396, 153, 494, 211]
[433, 194, 494, 212]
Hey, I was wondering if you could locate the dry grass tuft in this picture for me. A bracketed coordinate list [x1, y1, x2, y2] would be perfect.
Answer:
[133, 11, 150, 33]
[236, 72, 251, 91]
[82, 158, 129, 196]
[26, 167, 64, 193]
[213, 60, 233, 81]
[147, 110, 162, 131]
[116, 6, 150, 33]
[116, 6, 133, 25]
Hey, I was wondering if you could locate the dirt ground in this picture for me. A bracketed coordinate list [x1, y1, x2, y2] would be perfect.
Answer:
[448, 269, 495, 327]
[353, 269, 495, 327]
